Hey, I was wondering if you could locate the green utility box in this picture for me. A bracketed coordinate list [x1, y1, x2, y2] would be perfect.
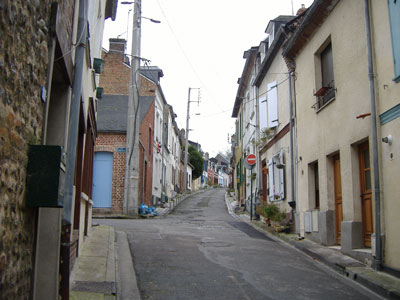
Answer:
[26, 145, 64, 207]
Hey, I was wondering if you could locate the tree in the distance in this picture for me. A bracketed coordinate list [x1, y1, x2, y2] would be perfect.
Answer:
[188, 145, 204, 180]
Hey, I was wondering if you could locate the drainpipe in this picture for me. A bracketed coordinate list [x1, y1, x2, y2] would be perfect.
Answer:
[288, 69, 296, 222]
[363, 0, 382, 271]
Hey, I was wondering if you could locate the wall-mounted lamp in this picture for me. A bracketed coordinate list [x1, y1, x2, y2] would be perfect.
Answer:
[382, 135, 392, 145]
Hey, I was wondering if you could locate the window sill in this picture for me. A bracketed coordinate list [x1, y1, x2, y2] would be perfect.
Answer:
[316, 97, 335, 113]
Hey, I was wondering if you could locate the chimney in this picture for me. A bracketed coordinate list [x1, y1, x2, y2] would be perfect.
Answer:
[296, 4, 306, 16]
[205, 152, 209, 161]
[217, 156, 222, 165]
[109, 38, 126, 53]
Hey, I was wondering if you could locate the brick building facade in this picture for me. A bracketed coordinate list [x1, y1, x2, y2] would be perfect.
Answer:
[94, 134, 126, 213]
[95, 38, 161, 213]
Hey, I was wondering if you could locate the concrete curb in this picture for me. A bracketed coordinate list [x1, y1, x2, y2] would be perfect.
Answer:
[115, 231, 141, 300]
[224, 193, 400, 300]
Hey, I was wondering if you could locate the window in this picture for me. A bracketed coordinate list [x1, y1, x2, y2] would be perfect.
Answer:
[267, 150, 285, 201]
[308, 161, 320, 209]
[388, 0, 400, 82]
[314, 41, 335, 110]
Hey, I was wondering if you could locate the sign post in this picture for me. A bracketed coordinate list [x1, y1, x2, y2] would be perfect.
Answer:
[245, 154, 257, 221]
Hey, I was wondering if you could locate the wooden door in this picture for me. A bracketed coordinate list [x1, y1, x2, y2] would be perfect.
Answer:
[359, 142, 373, 247]
[333, 154, 343, 245]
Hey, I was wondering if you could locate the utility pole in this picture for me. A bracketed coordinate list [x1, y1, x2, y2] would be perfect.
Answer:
[183, 87, 200, 192]
[124, 0, 141, 216]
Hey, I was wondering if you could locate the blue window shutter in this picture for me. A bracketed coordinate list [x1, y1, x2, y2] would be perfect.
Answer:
[388, 0, 400, 82]
[267, 81, 278, 127]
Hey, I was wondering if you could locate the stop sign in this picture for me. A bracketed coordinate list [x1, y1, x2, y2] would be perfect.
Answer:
[246, 154, 257, 165]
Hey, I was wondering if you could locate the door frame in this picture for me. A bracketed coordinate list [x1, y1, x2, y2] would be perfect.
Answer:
[333, 154, 343, 245]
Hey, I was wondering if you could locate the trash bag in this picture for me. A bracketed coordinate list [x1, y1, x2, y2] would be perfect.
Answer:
[139, 203, 148, 215]
[148, 206, 158, 216]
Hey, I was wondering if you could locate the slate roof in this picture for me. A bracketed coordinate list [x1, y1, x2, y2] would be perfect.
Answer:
[97, 95, 128, 133]
[97, 94, 155, 133]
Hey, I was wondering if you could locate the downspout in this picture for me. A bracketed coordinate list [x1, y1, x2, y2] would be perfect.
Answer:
[288, 69, 296, 222]
[363, 0, 382, 271]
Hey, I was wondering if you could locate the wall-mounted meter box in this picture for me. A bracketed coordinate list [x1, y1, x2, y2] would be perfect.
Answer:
[26, 145, 64, 207]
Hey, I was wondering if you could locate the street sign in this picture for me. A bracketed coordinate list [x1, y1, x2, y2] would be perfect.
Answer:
[246, 154, 256, 165]
[244, 154, 257, 170]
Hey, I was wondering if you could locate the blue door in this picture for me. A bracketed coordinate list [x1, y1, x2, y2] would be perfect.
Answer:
[92, 152, 113, 208]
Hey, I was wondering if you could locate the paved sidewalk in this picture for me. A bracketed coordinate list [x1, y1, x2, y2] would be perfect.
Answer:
[69, 225, 117, 300]
[225, 194, 400, 300]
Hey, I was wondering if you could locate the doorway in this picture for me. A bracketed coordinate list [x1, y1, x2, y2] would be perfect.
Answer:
[358, 142, 373, 247]
[92, 152, 113, 208]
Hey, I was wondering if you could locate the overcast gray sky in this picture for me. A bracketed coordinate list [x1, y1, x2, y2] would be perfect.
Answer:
[102, 0, 314, 157]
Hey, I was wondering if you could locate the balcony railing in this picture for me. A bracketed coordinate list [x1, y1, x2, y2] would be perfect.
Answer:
[312, 82, 335, 111]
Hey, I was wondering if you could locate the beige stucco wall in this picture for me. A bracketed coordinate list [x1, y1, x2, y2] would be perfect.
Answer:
[370, 0, 400, 269]
[294, 0, 373, 235]
[258, 48, 292, 213]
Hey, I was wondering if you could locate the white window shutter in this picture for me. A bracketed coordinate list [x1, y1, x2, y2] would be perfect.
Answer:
[267, 81, 278, 128]
[268, 159, 274, 201]
[259, 95, 267, 134]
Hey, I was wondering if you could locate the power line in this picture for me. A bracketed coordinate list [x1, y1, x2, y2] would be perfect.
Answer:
[154, 0, 225, 113]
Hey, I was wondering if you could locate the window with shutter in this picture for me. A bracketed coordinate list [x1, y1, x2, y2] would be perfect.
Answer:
[267, 151, 286, 202]
[267, 81, 278, 128]
[388, 0, 400, 82]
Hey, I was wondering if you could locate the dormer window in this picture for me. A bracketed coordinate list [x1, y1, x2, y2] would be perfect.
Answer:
[268, 25, 275, 47]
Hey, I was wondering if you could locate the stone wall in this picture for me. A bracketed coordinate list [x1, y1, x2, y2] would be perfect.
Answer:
[0, 1, 52, 299]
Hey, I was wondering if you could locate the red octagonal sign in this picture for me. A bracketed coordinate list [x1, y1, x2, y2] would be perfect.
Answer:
[246, 154, 257, 166]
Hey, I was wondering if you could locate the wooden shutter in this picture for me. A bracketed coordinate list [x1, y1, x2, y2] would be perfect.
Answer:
[258, 95, 268, 134]
[267, 81, 278, 128]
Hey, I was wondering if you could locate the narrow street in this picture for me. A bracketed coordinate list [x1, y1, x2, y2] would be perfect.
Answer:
[98, 189, 381, 300]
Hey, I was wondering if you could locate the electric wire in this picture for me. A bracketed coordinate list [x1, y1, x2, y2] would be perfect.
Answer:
[154, 0, 225, 113]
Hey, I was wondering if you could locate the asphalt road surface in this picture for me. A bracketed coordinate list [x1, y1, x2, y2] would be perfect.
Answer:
[98, 188, 381, 300]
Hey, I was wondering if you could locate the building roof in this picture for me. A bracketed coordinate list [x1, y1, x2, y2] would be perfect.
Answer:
[105, 0, 118, 21]
[254, 15, 298, 87]
[232, 47, 258, 118]
[97, 95, 155, 133]
[97, 94, 128, 133]
[140, 67, 164, 84]
[282, 0, 339, 62]
[139, 96, 155, 123]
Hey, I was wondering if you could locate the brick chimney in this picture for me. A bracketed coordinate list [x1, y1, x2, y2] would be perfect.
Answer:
[108, 38, 130, 64]
[296, 4, 306, 16]
[205, 152, 209, 161]
[109, 38, 126, 53]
